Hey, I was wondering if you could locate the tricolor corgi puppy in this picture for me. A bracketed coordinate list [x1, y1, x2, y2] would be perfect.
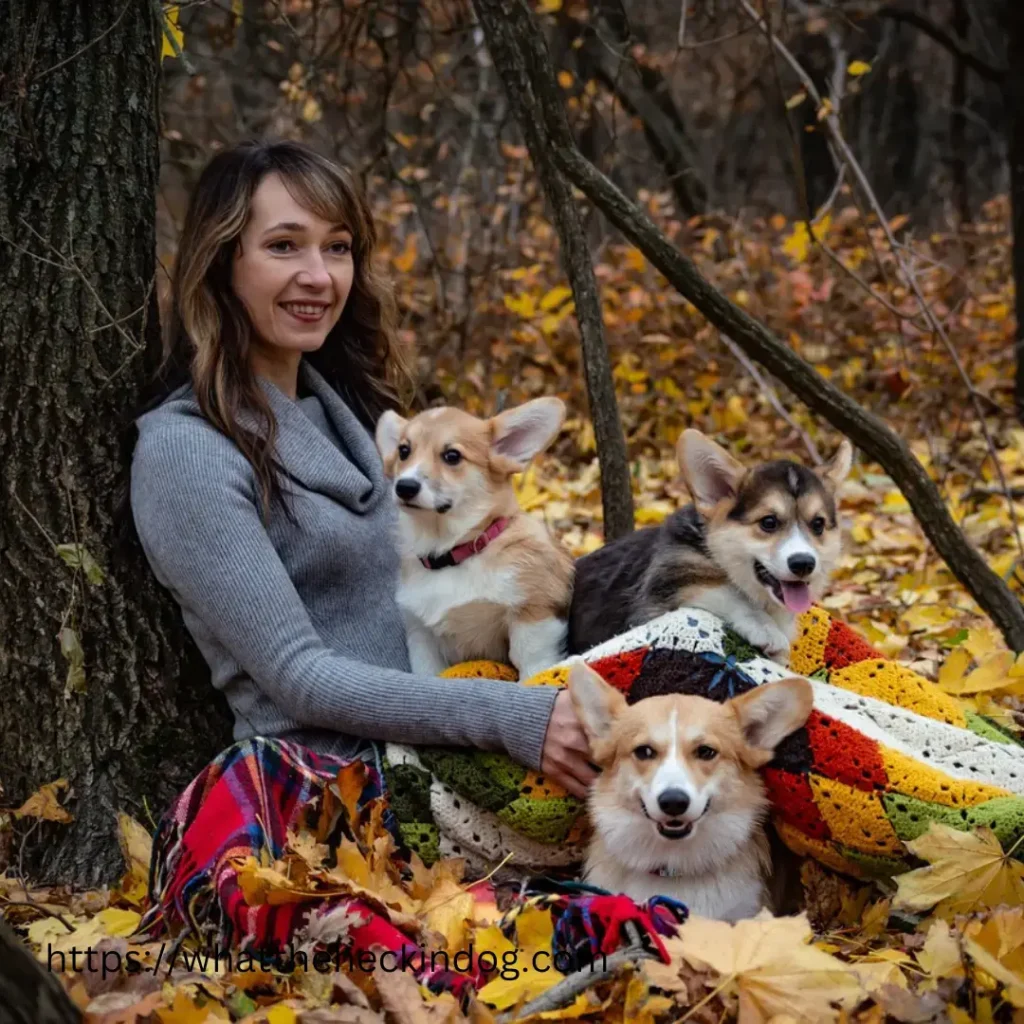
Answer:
[569, 430, 852, 661]
[375, 398, 574, 680]
[568, 662, 813, 920]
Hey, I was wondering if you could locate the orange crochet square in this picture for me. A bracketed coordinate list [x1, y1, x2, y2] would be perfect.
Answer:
[809, 775, 904, 856]
[880, 746, 1010, 807]
[806, 710, 888, 791]
[588, 647, 649, 692]
[823, 618, 883, 669]
[774, 820, 866, 879]
[827, 662, 965, 728]
[789, 608, 831, 676]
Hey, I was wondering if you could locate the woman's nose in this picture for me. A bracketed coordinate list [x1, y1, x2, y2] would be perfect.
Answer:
[295, 251, 332, 289]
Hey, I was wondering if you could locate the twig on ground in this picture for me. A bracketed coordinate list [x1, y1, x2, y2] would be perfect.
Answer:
[497, 944, 654, 1023]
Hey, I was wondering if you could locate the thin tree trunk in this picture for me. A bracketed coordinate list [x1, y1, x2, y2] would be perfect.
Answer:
[950, 0, 970, 224]
[1008, 0, 1024, 425]
[472, 0, 1024, 652]
[0, 1, 232, 886]
[474, 5, 634, 538]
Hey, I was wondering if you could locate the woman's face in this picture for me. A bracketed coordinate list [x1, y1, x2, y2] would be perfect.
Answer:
[232, 173, 354, 357]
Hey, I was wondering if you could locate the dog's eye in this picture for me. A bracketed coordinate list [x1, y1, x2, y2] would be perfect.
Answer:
[695, 745, 718, 761]
[633, 745, 656, 761]
[397, 442, 411, 460]
[759, 515, 779, 533]
[442, 448, 462, 466]
[810, 516, 826, 536]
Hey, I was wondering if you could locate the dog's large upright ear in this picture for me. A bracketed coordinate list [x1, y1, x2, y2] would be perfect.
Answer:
[375, 410, 408, 464]
[568, 662, 627, 751]
[490, 397, 566, 473]
[818, 438, 853, 495]
[730, 677, 814, 768]
[677, 429, 746, 510]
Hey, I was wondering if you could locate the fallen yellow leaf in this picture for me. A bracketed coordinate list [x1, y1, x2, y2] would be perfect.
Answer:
[672, 912, 865, 1022]
[421, 877, 474, 952]
[893, 823, 1024, 916]
[15, 778, 72, 823]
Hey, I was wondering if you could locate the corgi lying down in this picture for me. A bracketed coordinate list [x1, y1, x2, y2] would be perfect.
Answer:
[569, 661, 813, 921]
[569, 429, 853, 662]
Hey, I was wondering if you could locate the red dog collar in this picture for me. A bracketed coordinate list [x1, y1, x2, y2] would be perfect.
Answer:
[420, 517, 512, 570]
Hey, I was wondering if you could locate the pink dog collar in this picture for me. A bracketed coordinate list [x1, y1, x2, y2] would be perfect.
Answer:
[419, 516, 512, 570]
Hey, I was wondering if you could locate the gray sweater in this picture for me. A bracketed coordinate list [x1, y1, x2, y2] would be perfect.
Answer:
[130, 360, 559, 768]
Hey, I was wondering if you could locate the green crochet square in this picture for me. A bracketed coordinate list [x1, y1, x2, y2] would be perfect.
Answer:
[722, 629, 760, 662]
[418, 749, 527, 813]
[497, 794, 582, 844]
[964, 711, 1023, 747]
[383, 760, 434, 825]
[882, 792, 1024, 859]
[399, 822, 440, 865]
[841, 846, 909, 880]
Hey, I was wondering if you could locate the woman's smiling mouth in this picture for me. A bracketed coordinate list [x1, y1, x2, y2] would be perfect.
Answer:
[280, 301, 330, 323]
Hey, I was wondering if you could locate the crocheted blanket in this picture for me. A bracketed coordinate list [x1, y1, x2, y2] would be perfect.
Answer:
[384, 607, 1024, 881]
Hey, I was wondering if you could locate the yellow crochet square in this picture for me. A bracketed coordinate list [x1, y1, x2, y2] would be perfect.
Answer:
[521, 665, 570, 688]
[789, 608, 831, 676]
[774, 819, 865, 879]
[880, 746, 1010, 807]
[827, 662, 966, 728]
[809, 775, 904, 856]
[442, 661, 519, 681]
[521, 769, 568, 800]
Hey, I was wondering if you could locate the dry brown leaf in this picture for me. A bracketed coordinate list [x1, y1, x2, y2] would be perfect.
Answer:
[15, 778, 73, 823]
[373, 968, 431, 1024]
[892, 823, 1024, 916]
[671, 912, 865, 1023]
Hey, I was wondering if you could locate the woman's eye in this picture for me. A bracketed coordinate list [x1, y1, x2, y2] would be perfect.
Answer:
[397, 443, 411, 460]
[442, 449, 462, 466]
[760, 515, 779, 533]
[329, 241, 352, 255]
[633, 745, 656, 761]
[695, 745, 718, 761]
[268, 240, 295, 254]
[810, 516, 826, 536]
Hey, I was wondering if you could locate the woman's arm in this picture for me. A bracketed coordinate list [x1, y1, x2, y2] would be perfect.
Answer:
[130, 418, 559, 770]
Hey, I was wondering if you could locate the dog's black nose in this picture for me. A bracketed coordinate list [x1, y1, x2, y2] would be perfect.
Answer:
[395, 478, 421, 501]
[787, 553, 816, 577]
[657, 789, 690, 817]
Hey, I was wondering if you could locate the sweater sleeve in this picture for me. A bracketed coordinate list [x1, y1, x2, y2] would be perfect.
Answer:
[129, 420, 559, 770]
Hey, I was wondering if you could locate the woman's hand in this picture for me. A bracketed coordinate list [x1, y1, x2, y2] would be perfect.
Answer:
[540, 689, 598, 800]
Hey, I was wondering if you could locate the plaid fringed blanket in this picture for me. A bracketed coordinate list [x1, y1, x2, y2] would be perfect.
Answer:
[138, 737, 683, 996]
[384, 606, 1024, 880]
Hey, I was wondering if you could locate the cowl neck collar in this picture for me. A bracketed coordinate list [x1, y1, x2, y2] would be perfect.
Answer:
[255, 360, 386, 514]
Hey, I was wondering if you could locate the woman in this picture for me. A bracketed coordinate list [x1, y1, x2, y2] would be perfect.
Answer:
[130, 139, 594, 798]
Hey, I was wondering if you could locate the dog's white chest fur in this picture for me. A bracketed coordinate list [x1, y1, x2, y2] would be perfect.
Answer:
[399, 556, 520, 665]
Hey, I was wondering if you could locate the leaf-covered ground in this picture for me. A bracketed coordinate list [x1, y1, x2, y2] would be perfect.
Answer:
[4, 191, 1024, 1021]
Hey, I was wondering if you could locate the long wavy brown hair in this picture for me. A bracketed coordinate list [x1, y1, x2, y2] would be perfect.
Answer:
[153, 139, 414, 519]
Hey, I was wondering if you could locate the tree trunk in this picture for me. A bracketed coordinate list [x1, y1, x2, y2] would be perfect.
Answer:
[1008, 0, 1024, 425]
[474, 2, 635, 539]
[0, 2, 232, 887]
[470, 0, 1024, 652]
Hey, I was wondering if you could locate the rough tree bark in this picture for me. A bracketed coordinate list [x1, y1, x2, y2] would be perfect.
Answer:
[475, 10, 634, 538]
[472, 0, 1024, 651]
[1008, 0, 1024, 426]
[0, 2, 232, 886]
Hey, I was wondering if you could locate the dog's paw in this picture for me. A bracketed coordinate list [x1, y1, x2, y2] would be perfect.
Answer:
[735, 621, 790, 663]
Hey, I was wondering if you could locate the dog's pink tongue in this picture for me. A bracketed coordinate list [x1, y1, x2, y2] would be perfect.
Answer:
[781, 581, 812, 613]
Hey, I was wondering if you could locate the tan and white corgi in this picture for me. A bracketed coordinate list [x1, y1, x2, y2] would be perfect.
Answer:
[568, 662, 813, 920]
[569, 430, 853, 661]
[375, 398, 574, 680]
